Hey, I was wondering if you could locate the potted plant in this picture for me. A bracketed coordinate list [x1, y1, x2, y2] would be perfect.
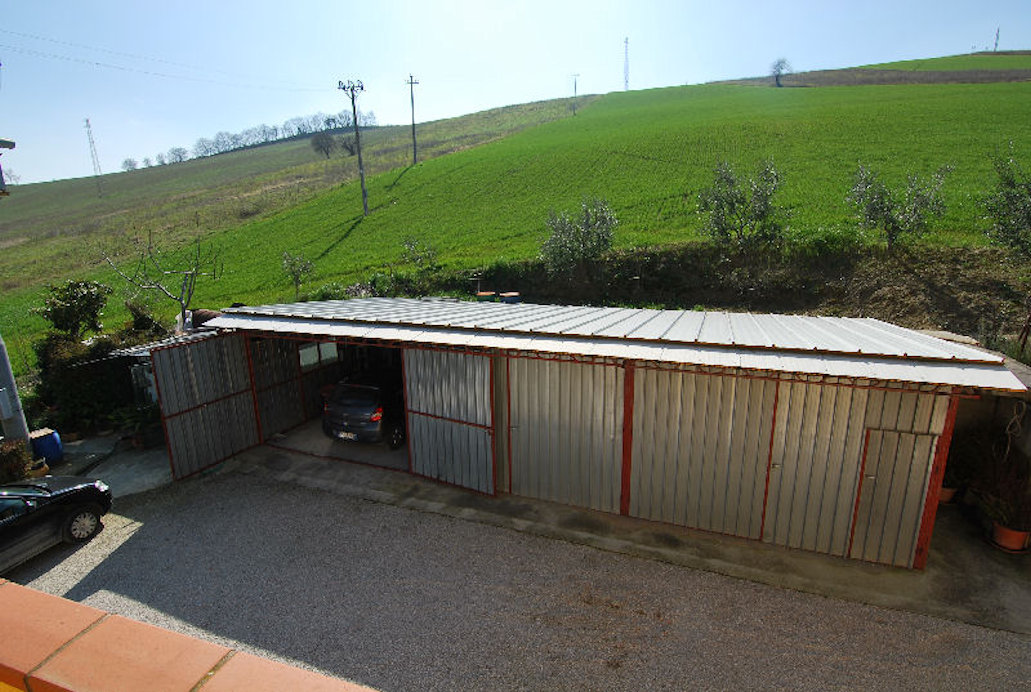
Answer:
[978, 487, 1031, 552]
[970, 432, 1031, 552]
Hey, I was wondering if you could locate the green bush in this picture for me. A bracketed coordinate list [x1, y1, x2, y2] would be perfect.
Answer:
[697, 160, 786, 252]
[982, 146, 1031, 257]
[540, 198, 617, 278]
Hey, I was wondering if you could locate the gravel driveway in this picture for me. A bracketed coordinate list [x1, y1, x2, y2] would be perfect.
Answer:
[9, 471, 1030, 691]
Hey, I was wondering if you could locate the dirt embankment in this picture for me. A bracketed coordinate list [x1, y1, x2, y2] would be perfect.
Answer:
[463, 244, 1030, 340]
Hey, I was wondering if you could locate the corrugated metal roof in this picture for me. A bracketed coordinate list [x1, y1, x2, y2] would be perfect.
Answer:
[207, 298, 1025, 392]
[111, 329, 222, 358]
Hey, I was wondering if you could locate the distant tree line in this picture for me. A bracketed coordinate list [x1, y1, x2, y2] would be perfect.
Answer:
[120, 108, 377, 172]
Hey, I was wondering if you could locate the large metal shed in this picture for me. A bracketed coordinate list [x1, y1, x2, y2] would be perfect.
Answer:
[151, 298, 1024, 569]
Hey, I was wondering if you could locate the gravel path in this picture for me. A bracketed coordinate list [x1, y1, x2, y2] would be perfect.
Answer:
[9, 472, 1031, 691]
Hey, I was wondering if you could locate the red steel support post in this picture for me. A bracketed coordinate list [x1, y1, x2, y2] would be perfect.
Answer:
[912, 394, 960, 570]
[620, 361, 636, 516]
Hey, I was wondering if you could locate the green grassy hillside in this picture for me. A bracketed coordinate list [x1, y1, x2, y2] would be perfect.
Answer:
[3, 63, 1031, 373]
[195, 81, 1030, 304]
[862, 52, 1031, 71]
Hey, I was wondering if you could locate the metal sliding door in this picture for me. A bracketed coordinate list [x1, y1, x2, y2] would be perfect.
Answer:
[404, 349, 495, 494]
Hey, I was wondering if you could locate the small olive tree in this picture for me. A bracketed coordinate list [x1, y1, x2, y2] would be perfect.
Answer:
[847, 164, 951, 251]
[540, 198, 617, 279]
[697, 160, 785, 250]
[282, 252, 315, 299]
[983, 148, 1031, 257]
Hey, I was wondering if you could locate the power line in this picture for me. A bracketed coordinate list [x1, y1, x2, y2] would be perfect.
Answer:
[0, 42, 325, 92]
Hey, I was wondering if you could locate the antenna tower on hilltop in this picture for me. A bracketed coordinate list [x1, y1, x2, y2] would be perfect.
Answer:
[84, 118, 103, 198]
[624, 37, 629, 91]
[994, 27, 1000, 52]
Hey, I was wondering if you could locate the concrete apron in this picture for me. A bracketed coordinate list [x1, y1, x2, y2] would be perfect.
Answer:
[220, 444, 1031, 636]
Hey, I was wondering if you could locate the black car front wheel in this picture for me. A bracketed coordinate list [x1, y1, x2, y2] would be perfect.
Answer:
[63, 505, 103, 543]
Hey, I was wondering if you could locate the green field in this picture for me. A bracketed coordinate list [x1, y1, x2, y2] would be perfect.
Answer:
[3, 65, 1031, 373]
[861, 52, 1031, 71]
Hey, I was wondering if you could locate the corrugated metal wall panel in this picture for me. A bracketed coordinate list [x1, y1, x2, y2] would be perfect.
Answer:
[851, 430, 938, 567]
[249, 338, 304, 440]
[764, 384, 949, 560]
[257, 380, 304, 438]
[164, 394, 258, 478]
[630, 370, 775, 538]
[405, 349, 491, 426]
[509, 358, 623, 513]
[152, 333, 257, 479]
[153, 333, 251, 415]
[407, 415, 493, 493]
[404, 349, 494, 494]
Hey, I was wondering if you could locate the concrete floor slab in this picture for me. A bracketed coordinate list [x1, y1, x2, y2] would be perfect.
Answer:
[269, 419, 409, 471]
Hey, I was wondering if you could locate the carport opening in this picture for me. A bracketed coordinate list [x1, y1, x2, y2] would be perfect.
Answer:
[261, 338, 409, 472]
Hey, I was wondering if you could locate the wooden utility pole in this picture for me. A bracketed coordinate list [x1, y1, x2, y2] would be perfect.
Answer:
[572, 73, 580, 115]
[338, 79, 369, 215]
[406, 74, 419, 164]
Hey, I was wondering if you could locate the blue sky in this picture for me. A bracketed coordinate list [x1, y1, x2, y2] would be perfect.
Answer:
[2, 1, 1028, 183]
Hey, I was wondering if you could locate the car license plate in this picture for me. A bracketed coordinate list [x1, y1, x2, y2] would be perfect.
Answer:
[338, 431, 358, 441]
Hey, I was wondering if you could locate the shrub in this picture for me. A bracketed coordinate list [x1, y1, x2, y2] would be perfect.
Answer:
[0, 439, 32, 484]
[35, 280, 112, 339]
[697, 160, 785, 251]
[982, 146, 1031, 257]
[847, 164, 950, 250]
[540, 198, 617, 278]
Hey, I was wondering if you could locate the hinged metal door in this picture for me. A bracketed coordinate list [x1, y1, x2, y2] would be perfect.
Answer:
[849, 429, 937, 567]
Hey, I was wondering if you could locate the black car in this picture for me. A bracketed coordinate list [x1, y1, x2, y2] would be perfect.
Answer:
[322, 374, 406, 449]
[0, 476, 113, 574]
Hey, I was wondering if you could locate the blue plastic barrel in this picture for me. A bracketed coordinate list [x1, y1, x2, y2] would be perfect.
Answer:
[29, 429, 63, 463]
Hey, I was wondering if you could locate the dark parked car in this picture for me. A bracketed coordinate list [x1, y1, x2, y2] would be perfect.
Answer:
[0, 476, 112, 574]
[322, 373, 406, 449]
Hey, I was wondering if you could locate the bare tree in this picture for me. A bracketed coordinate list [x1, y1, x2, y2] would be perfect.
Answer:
[770, 58, 791, 87]
[155, 153, 167, 166]
[121, 158, 139, 172]
[142, 157, 152, 167]
[311, 132, 337, 159]
[193, 138, 215, 157]
[338, 135, 357, 156]
[104, 233, 223, 330]
[168, 147, 188, 163]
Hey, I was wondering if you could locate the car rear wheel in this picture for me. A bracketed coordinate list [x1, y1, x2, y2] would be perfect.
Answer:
[63, 505, 103, 543]
[388, 424, 405, 450]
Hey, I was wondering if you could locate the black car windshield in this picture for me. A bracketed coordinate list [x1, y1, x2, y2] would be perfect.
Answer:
[330, 385, 380, 407]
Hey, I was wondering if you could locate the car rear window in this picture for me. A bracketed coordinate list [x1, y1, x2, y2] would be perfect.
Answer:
[330, 385, 380, 406]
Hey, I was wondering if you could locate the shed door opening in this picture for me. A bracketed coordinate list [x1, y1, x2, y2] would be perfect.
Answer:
[254, 339, 409, 471]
